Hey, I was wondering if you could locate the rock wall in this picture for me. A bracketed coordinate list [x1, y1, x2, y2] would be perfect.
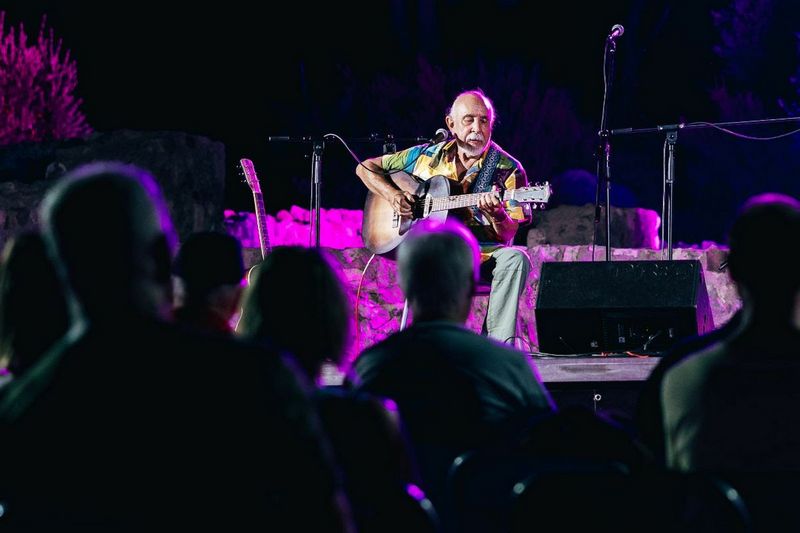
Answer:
[224, 207, 738, 362]
[0, 130, 226, 249]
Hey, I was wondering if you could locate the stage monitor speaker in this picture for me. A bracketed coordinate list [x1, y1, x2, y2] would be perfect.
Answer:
[535, 260, 713, 355]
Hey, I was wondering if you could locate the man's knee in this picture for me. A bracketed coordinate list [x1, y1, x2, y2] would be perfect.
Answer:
[493, 247, 531, 276]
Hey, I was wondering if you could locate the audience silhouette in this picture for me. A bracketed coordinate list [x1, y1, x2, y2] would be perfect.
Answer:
[352, 219, 553, 522]
[172, 230, 245, 334]
[635, 308, 744, 465]
[662, 192, 800, 531]
[238, 246, 433, 532]
[0, 162, 353, 532]
[5, 160, 791, 532]
[237, 246, 351, 379]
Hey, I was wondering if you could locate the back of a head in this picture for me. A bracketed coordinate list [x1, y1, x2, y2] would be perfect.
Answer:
[728, 193, 800, 306]
[39, 161, 177, 322]
[397, 219, 480, 322]
[237, 246, 351, 378]
[174, 231, 244, 301]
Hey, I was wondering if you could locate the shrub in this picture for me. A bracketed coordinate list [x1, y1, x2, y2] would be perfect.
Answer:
[0, 11, 92, 146]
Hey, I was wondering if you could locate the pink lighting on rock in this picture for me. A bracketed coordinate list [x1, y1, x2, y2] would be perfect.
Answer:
[225, 207, 739, 358]
[225, 206, 363, 249]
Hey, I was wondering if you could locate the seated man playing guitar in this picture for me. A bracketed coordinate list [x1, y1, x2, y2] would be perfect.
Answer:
[356, 88, 533, 345]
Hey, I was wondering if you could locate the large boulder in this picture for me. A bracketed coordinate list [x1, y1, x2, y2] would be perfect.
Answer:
[527, 204, 661, 249]
[0, 130, 225, 248]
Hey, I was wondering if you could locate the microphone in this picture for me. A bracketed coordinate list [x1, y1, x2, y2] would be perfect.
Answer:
[429, 128, 450, 144]
[607, 24, 624, 42]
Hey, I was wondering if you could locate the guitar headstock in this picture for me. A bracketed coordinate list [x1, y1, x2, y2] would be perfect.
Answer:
[240, 158, 262, 194]
[512, 181, 552, 209]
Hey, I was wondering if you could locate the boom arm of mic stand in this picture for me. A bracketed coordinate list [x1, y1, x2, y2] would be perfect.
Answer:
[608, 116, 800, 259]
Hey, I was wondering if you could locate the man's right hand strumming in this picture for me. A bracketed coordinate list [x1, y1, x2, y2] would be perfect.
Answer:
[391, 190, 415, 217]
[356, 156, 416, 217]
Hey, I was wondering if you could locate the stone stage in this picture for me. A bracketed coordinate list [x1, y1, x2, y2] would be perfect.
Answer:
[228, 206, 736, 394]
[313, 243, 739, 359]
[246, 241, 738, 415]
[229, 207, 736, 419]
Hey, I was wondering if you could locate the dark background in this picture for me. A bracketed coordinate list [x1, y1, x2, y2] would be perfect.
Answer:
[5, 0, 800, 245]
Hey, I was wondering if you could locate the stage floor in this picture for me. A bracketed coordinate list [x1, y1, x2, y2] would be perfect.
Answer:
[530, 355, 659, 420]
[530, 355, 660, 383]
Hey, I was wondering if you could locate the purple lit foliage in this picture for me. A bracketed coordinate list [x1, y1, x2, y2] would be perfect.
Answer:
[0, 12, 92, 146]
[781, 33, 800, 117]
[711, 0, 773, 86]
[708, 0, 800, 120]
[710, 0, 773, 120]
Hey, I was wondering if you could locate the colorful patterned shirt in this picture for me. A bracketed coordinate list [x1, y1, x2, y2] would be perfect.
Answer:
[381, 139, 531, 258]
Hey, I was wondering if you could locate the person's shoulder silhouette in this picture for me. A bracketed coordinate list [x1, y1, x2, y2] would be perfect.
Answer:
[0, 162, 352, 532]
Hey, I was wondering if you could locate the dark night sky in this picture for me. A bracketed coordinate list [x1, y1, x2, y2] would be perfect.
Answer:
[5, 0, 800, 244]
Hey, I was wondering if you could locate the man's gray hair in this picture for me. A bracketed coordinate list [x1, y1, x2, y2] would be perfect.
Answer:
[397, 219, 480, 319]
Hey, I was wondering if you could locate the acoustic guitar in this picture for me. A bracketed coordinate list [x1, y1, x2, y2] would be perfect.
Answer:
[240, 158, 271, 281]
[361, 171, 551, 254]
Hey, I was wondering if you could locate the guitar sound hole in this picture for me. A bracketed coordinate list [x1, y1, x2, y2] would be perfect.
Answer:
[411, 198, 425, 220]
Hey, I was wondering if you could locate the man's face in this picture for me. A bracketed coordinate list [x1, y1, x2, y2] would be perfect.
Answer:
[447, 94, 493, 158]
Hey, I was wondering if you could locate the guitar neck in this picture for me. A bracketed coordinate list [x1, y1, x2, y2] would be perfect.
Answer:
[252, 191, 271, 259]
[429, 190, 511, 213]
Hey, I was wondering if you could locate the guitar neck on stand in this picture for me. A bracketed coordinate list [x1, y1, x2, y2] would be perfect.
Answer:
[240, 158, 272, 260]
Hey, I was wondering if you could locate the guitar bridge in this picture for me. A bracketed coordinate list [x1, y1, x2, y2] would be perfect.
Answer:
[392, 211, 401, 228]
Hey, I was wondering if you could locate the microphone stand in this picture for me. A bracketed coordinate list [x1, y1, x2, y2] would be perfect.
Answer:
[267, 135, 325, 248]
[267, 133, 430, 247]
[663, 127, 678, 260]
[595, 36, 618, 261]
[311, 138, 324, 248]
[610, 115, 800, 259]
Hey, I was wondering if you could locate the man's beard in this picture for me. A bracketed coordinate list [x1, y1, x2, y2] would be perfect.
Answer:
[458, 133, 488, 158]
